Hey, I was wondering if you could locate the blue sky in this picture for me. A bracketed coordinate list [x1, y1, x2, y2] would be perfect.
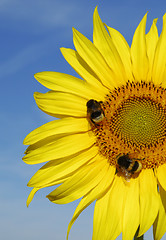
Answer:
[1, 0, 166, 239]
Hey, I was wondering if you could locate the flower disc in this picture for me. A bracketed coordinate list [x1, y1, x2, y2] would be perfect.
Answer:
[112, 97, 165, 147]
[93, 81, 166, 170]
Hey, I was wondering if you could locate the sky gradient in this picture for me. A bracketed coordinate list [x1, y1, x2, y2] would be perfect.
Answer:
[1, 0, 166, 239]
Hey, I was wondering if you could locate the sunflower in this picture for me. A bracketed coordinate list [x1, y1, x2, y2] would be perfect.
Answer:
[23, 7, 166, 240]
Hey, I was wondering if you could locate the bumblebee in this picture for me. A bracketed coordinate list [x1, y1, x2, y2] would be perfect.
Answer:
[86, 99, 105, 124]
[117, 153, 142, 180]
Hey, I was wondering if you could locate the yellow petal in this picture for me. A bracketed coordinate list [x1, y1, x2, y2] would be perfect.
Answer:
[122, 178, 139, 240]
[146, 18, 158, 81]
[26, 187, 39, 207]
[61, 47, 109, 96]
[131, 13, 149, 81]
[93, 189, 111, 240]
[66, 165, 115, 240]
[153, 185, 166, 240]
[47, 158, 109, 204]
[93, 7, 127, 85]
[73, 28, 118, 89]
[106, 25, 133, 82]
[34, 71, 106, 101]
[152, 14, 166, 85]
[138, 169, 159, 236]
[34, 91, 87, 118]
[160, 67, 166, 88]
[24, 117, 89, 145]
[93, 176, 125, 240]
[27, 146, 99, 187]
[156, 164, 166, 191]
[23, 132, 96, 164]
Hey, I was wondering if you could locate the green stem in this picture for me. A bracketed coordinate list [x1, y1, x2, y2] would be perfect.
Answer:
[134, 234, 144, 240]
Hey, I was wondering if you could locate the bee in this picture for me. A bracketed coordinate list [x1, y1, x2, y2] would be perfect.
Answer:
[117, 153, 143, 181]
[86, 99, 105, 124]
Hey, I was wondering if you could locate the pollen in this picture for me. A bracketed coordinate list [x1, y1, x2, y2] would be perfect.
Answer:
[92, 81, 166, 170]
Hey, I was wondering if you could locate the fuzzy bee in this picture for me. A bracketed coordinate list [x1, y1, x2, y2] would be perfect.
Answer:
[117, 153, 143, 181]
[86, 99, 105, 124]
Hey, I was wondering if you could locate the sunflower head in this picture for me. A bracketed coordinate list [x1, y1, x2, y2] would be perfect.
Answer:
[90, 80, 166, 180]
[23, 7, 166, 240]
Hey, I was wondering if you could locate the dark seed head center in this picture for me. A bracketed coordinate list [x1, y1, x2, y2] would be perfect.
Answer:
[111, 97, 166, 147]
[92, 81, 166, 169]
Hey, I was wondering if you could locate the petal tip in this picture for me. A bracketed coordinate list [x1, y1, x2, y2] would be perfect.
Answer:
[94, 5, 99, 14]
[26, 188, 39, 207]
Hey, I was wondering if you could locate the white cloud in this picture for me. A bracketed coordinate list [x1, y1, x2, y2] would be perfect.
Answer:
[0, 0, 81, 28]
[0, 37, 56, 77]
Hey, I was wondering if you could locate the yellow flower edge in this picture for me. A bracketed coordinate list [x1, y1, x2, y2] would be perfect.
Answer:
[23, 7, 166, 240]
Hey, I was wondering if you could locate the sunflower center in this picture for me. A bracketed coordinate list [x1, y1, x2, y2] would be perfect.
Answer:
[111, 97, 165, 147]
[90, 81, 166, 173]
